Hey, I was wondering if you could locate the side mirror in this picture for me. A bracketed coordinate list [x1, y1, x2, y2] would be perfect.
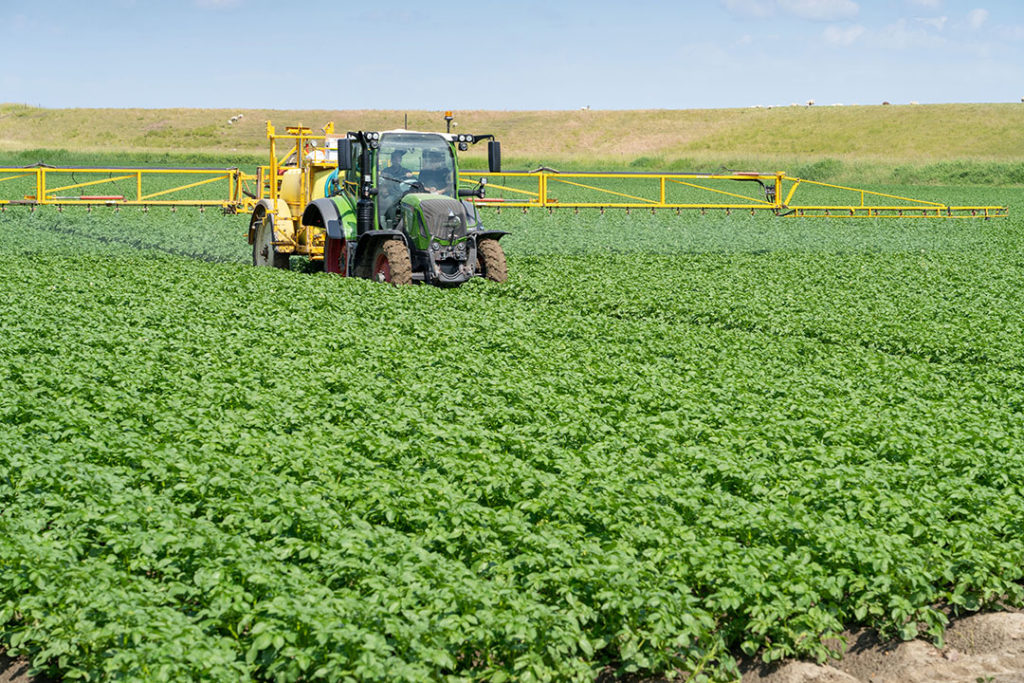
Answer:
[457, 177, 488, 199]
[488, 140, 501, 173]
[337, 138, 352, 171]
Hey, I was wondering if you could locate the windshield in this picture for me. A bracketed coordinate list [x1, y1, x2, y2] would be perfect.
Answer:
[378, 132, 456, 227]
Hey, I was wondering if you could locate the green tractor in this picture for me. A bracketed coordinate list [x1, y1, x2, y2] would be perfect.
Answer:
[294, 128, 507, 287]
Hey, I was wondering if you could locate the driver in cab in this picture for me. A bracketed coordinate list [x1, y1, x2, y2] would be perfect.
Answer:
[381, 149, 413, 181]
[379, 148, 416, 228]
[419, 151, 452, 195]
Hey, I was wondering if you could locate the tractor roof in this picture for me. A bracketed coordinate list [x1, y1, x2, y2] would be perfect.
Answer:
[379, 129, 456, 141]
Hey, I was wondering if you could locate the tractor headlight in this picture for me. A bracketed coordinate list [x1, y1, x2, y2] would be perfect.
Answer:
[445, 213, 461, 231]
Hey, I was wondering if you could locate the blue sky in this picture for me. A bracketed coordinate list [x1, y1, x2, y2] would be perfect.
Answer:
[3, 0, 1023, 110]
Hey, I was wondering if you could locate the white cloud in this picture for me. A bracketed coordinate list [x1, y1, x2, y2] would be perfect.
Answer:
[779, 0, 859, 21]
[823, 24, 865, 45]
[874, 18, 947, 49]
[967, 8, 989, 29]
[916, 16, 948, 31]
[908, 0, 941, 8]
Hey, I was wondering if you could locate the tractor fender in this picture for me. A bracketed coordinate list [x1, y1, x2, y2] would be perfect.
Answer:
[302, 198, 340, 235]
[353, 230, 408, 278]
[473, 230, 509, 242]
[302, 197, 347, 240]
[248, 199, 295, 247]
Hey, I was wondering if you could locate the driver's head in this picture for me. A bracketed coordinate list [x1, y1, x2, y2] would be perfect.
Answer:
[389, 150, 405, 165]
[423, 151, 444, 168]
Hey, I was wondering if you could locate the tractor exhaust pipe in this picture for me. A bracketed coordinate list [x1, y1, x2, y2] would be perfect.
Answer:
[357, 198, 374, 236]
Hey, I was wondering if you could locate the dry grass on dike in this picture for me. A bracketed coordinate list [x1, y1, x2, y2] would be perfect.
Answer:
[1, 103, 1022, 180]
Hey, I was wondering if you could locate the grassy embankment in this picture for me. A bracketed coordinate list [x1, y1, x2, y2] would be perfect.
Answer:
[1, 103, 1023, 184]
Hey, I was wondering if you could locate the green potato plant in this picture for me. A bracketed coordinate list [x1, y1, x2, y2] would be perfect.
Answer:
[1, 191, 1023, 681]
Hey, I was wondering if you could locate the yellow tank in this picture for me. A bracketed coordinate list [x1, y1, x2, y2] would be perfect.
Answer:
[311, 169, 332, 200]
[279, 169, 302, 204]
[280, 168, 334, 205]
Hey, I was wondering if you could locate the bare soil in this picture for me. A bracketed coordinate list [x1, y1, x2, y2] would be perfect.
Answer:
[0, 652, 34, 683]
[743, 610, 1024, 683]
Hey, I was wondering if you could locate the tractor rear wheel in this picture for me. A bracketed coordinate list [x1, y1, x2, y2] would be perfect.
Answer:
[372, 240, 412, 285]
[476, 239, 507, 282]
[323, 236, 348, 276]
[252, 209, 290, 269]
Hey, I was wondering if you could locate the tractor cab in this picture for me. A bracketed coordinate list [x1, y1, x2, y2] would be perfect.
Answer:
[377, 132, 456, 230]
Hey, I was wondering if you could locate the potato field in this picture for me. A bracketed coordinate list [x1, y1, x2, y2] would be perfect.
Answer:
[2, 188, 1024, 681]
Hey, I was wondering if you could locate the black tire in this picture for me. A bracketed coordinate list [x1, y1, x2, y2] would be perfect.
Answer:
[476, 239, 507, 283]
[251, 208, 290, 269]
[371, 240, 413, 285]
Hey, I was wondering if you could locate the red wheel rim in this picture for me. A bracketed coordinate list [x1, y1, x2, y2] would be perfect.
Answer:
[374, 252, 391, 282]
[324, 237, 348, 276]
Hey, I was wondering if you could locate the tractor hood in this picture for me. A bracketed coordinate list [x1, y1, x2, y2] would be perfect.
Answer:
[402, 194, 468, 242]
[399, 193, 476, 287]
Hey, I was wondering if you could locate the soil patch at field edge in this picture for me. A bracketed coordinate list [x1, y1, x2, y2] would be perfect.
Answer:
[0, 650, 58, 683]
[742, 609, 1024, 683]
[0, 651, 35, 683]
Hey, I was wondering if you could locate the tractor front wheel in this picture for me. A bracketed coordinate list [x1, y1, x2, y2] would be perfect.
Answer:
[252, 209, 290, 269]
[372, 240, 412, 285]
[476, 239, 507, 282]
[324, 236, 348, 276]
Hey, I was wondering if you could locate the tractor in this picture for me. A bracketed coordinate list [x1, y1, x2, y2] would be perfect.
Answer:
[248, 122, 507, 286]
